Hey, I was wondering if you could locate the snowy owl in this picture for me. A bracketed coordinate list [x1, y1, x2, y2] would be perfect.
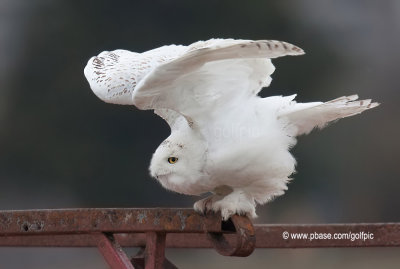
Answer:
[84, 39, 378, 220]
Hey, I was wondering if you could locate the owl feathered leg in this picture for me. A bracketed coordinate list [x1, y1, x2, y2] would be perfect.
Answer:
[194, 188, 257, 220]
[193, 186, 231, 214]
[209, 190, 257, 220]
[193, 194, 223, 214]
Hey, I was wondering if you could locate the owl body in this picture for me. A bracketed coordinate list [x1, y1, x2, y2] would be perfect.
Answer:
[84, 39, 378, 219]
[153, 95, 295, 197]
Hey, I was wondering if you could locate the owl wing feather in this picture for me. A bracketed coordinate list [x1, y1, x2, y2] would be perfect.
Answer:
[84, 39, 304, 128]
[278, 95, 380, 135]
[83, 45, 187, 105]
[132, 39, 304, 125]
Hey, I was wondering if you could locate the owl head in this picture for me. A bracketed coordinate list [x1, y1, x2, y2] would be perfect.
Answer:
[149, 130, 208, 195]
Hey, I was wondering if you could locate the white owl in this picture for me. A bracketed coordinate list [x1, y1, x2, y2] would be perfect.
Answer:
[84, 39, 378, 220]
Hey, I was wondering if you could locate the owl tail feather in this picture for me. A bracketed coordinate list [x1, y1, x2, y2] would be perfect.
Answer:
[282, 95, 380, 136]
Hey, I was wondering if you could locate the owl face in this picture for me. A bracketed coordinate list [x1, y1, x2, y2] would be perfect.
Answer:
[149, 131, 207, 194]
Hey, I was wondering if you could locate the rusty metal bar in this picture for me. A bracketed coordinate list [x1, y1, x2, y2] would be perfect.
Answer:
[1, 223, 400, 248]
[0, 208, 400, 269]
[1, 208, 399, 269]
[207, 214, 255, 256]
[97, 233, 134, 269]
[144, 232, 166, 269]
[0, 208, 221, 235]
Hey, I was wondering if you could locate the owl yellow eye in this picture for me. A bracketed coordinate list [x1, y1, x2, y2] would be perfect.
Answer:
[168, 157, 178, 164]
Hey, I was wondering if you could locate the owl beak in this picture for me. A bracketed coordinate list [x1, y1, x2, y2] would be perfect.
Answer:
[154, 172, 171, 181]
[154, 173, 163, 180]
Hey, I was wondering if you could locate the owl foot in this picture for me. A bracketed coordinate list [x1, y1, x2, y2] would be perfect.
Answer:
[194, 194, 223, 214]
[194, 190, 257, 220]
[211, 190, 257, 220]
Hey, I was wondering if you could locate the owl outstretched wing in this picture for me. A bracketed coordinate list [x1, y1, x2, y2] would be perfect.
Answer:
[84, 39, 304, 128]
[84, 45, 187, 105]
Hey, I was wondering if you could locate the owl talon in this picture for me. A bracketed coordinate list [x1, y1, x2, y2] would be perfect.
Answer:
[194, 194, 222, 215]
[194, 191, 257, 220]
[211, 191, 257, 220]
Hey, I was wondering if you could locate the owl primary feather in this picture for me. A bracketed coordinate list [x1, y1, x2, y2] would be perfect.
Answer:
[84, 39, 378, 220]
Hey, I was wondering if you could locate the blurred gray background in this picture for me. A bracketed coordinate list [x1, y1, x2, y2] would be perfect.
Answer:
[0, 0, 399, 268]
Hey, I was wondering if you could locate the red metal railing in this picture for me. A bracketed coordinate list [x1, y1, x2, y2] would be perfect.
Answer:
[0, 208, 399, 268]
